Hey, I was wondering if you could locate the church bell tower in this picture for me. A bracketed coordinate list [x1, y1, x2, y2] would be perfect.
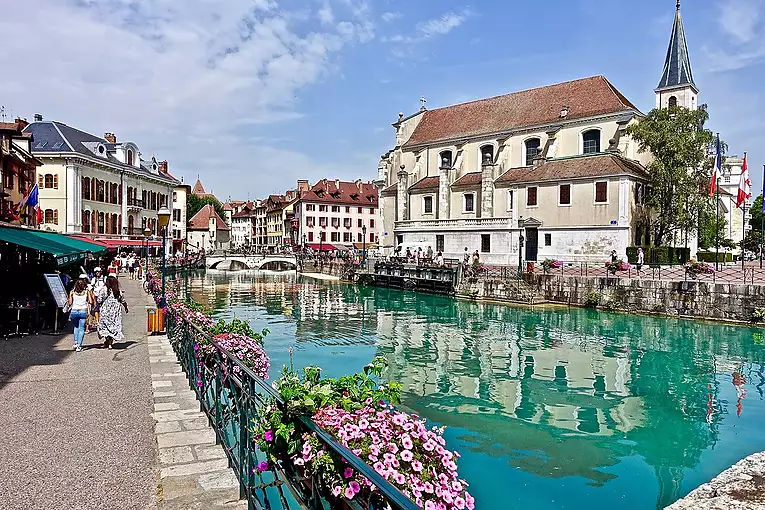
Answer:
[655, 0, 698, 110]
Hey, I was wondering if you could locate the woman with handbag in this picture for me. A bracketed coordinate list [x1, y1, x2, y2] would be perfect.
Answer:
[97, 276, 129, 349]
[67, 276, 94, 352]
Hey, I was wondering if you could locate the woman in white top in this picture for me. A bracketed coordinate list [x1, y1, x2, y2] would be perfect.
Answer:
[68, 276, 94, 352]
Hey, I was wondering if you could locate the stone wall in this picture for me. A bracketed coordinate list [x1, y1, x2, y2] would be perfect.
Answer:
[534, 275, 765, 322]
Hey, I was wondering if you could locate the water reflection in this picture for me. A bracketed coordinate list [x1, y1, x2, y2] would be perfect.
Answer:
[185, 272, 765, 510]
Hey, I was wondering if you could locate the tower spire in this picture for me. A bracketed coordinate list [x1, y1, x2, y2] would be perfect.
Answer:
[656, 0, 696, 91]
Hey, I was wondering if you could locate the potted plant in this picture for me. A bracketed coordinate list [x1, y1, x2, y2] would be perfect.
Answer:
[541, 259, 562, 274]
[685, 259, 714, 279]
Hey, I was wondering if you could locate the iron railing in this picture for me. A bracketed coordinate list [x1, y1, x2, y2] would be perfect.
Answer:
[166, 313, 419, 510]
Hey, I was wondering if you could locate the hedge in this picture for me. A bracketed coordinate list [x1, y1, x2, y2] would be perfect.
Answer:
[696, 251, 733, 263]
[626, 246, 691, 265]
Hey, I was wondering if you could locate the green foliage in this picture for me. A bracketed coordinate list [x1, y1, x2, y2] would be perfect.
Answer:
[696, 251, 733, 263]
[752, 308, 765, 324]
[698, 209, 734, 250]
[584, 291, 600, 308]
[626, 106, 722, 246]
[751, 195, 764, 233]
[627, 246, 690, 265]
[187, 194, 227, 224]
[210, 317, 267, 345]
[741, 229, 763, 253]
[652, 303, 667, 313]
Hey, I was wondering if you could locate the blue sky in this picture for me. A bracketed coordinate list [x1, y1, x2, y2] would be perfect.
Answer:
[1, 0, 763, 200]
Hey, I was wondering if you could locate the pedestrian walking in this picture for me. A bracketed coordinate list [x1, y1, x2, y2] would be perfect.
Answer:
[128, 256, 136, 279]
[67, 276, 94, 352]
[97, 276, 129, 349]
[610, 250, 618, 263]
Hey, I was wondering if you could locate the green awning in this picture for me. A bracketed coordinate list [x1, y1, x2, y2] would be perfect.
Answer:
[34, 231, 108, 257]
[0, 226, 101, 266]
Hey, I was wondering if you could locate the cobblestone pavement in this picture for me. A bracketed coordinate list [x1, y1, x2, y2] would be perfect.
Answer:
[0, 277, 156, 510]
[148, 334, 246, 509]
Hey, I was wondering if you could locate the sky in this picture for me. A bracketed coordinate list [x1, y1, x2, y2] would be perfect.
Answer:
[1, 0, 764, 201]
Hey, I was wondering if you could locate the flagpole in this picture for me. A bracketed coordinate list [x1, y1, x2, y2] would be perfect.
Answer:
[742, 152, 747, 270]
[761, 164, 764, 269]
[715, 133, 720, 272]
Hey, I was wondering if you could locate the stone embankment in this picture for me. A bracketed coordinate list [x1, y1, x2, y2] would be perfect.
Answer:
[666, 452, 765, 509]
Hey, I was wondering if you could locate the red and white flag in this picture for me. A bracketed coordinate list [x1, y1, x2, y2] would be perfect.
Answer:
[737, 152, 751, 209]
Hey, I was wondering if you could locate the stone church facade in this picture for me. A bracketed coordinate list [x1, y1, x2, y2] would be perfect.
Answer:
[377, 2, 701, 264]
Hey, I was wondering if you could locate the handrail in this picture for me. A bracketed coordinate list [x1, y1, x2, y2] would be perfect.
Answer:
[168, 313, 420, 510]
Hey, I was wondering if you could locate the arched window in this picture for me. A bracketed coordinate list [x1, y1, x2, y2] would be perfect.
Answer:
[439, 150, 453, 169]
[111, 214, 119, 233]
[98, 212, 105, 234]
[44, 209, 54, 223]
[480, 145, 494, 166]
[127, 149, 134, 166]
[582, 130, 601, 154]
[668, 96, 677, 108]
[82, 177, 91, 200]
[128, 215, 135, 234]
[524, 138, 541, 166]
[44, 174, 54, 188]
[82, 210, 91, 233]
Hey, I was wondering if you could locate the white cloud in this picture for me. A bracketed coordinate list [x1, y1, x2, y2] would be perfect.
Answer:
[0, 0, 376, 197]
[319, 2, 335, 25]
[719, 0, 762, 44]
[385, 9, 472, 44]
[381, 11, 402, 23]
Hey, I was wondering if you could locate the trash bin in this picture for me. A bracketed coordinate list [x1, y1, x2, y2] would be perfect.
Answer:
[147, 307, 165, 334]
[526, 262, 535, 274]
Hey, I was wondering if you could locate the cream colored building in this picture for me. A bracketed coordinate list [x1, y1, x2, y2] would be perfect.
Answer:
[24, 116, 177, 239]
[718, 156, 750, 254]
[378, 2, 700, 263]
[172, 183, 190, 253]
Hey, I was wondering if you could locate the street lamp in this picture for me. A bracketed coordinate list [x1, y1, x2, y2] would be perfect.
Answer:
[362, 224, 367, 269]
[157, 206, 171, 307]
[518, 216, 525, 277]
[143, 227, 152, 281]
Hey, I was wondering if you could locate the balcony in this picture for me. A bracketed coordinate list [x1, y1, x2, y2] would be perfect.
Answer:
[395, 217, 516, 231]
[127, 198, 145, 211]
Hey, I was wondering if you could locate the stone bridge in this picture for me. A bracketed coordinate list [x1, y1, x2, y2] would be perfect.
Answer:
[205, 255, 297, 271]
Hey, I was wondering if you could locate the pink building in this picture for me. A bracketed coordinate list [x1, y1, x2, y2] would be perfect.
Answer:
[293, 179, 379, 252]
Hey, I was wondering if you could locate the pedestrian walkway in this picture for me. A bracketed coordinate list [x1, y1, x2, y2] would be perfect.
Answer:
[0, 276, 247, 510]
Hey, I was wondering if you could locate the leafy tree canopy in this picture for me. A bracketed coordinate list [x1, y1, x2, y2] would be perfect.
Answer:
[750, 195, 765, 233]
[626, 106, 722, 246]
[187, 194, 226, 224]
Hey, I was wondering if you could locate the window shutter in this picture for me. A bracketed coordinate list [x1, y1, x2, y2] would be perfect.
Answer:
[53, 174, 58, 189]
[53, 210, 58, 224]
[38, 174, 44, 187]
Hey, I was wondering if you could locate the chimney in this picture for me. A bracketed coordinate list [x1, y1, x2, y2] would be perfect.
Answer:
[158, 160, 168, 174]
[33, 114, 43, 122]
[104, 132, 116, 143]
[297, 179, 309, 193]
[355, 178, 362, 190]
[14, 117, 28, 130]
[335, 179, 340, 189]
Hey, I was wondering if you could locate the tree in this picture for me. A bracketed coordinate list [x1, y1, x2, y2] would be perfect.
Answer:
[626, 106, 721, 246]
[741, 229, 762, 253]
[698, 210, 731, 250]
[187, 194, 226, 224]
[750, 194, 764, 233]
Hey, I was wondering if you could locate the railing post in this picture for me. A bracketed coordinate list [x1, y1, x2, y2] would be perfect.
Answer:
[214, 351, 223, 446]
[239, 377, 250, 501]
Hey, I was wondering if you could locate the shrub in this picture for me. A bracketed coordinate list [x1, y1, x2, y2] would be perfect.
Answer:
[584, 291, 600, 308]
[752, 308, 765, 324]
[697, 251, 733, 263]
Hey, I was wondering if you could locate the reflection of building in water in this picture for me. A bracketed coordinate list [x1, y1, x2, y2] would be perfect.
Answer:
[293, 283, 379, 344]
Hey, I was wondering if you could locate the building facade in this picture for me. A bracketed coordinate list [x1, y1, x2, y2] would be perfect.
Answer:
[24, 117, 178, 238]
[719, 156, 750, 251]
[228, 201, 256, 249]
[172, 183, 191, 253]
[187, 204, 230, 252]
[0, 119, 42, 226]
[378, 2, 699, 264]
[254, 200, 268, 252]
[293, 178, 379, 251]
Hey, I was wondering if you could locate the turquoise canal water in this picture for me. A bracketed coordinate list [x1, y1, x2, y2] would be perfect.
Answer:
[186, 270, 765, 510]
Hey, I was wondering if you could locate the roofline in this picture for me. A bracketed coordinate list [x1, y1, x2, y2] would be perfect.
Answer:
[32, 151, 179, 186]
[494, 171, 648, 187]
[392, 109, 425, 129]
[402, 109, 640, 151]
[654, 83, 699, 94]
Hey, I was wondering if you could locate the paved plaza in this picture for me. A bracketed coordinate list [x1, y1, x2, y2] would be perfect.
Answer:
[0, 277, 242, 510]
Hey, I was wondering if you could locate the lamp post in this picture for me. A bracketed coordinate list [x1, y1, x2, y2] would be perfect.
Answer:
[157, 206, 171, 307]
[362, 224, 367, 269]
[518, 216, 525, 277]
[143, 227, 152, 281]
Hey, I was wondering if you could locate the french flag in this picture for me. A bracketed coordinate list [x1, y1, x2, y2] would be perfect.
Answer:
[19, 183, 42, 225]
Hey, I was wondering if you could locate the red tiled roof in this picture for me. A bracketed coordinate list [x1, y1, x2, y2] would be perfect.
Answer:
[495, 153, 648, 185]
[382, 182, 398, 195]
[192, 179, 206, 195]
[451, 172, 482, 187]
[188, 204, 230, 231]
[232, 210, 254, 218]
[403, 76, 639, 148]
[409, 176, 440, 191]
[299, 179, 378, 207]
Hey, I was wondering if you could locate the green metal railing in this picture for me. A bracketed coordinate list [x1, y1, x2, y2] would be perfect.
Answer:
[166, 313, 419, 510]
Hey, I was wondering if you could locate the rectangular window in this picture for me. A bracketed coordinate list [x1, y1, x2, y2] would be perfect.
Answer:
[320, 232, 326, 241]
[464, 193, 475, 212]
[306, 204, 315, 211]
[527, 187, 538, 207]
[331, 217, 339, 228]
[319, 205, 327, 212]
[369, 208, 374, 214]
[307, 216, 314, 227]
[344, 218, 351, 228]
[481, 234, 491, 253]
[544, 233, 552, 246]
[424, 196, 433, 214]
[595, 181, 608, 203]
[319, 217, 327, 227]
[507, 190, 514, 211]
[358, 218, 363, 228]
[331, 205, 340, 213]
[559, 184, 571, 205]
[370, 219, 375, 228]
[370, 233, 374, 242]
[343, 232, 351, 242]
[357, 233, 363, 242]
[358, 207, 363, 213]
[331, 232, 339, 242]
[436, 235, 444, 252]
[396, 234, 403, 246]
[345, 206, 350, 213]
[173, 209, 181, 222]
[308, 232, 314, 242]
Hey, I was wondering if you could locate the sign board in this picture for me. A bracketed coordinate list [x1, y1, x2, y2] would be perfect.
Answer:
[44, 273, 69, 309]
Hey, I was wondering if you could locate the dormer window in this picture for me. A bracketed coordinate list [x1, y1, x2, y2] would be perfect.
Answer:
[582, 130, 601, 154]
[439, 150, 453, 169]
[524, 138, 541, 166]
[480, 145, 494, 166]
[127, 149, 134, 166]
[98, 144, 105, 155]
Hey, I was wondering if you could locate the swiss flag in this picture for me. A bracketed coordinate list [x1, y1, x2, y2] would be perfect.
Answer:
[737, 153, 751, 209]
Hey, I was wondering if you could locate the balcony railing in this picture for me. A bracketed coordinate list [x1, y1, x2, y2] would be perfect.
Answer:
[166, 313, 418, 510]
[396, 217, 515, 230]
[127, 198, 145, 208]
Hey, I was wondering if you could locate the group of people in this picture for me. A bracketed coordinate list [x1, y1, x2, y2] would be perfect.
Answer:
[66, 266, 129, 352]
[106, 252, 142, 279]
[397, 246, 446, 267]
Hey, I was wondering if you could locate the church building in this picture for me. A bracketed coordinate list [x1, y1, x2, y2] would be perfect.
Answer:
[377, 1, 700, 264]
